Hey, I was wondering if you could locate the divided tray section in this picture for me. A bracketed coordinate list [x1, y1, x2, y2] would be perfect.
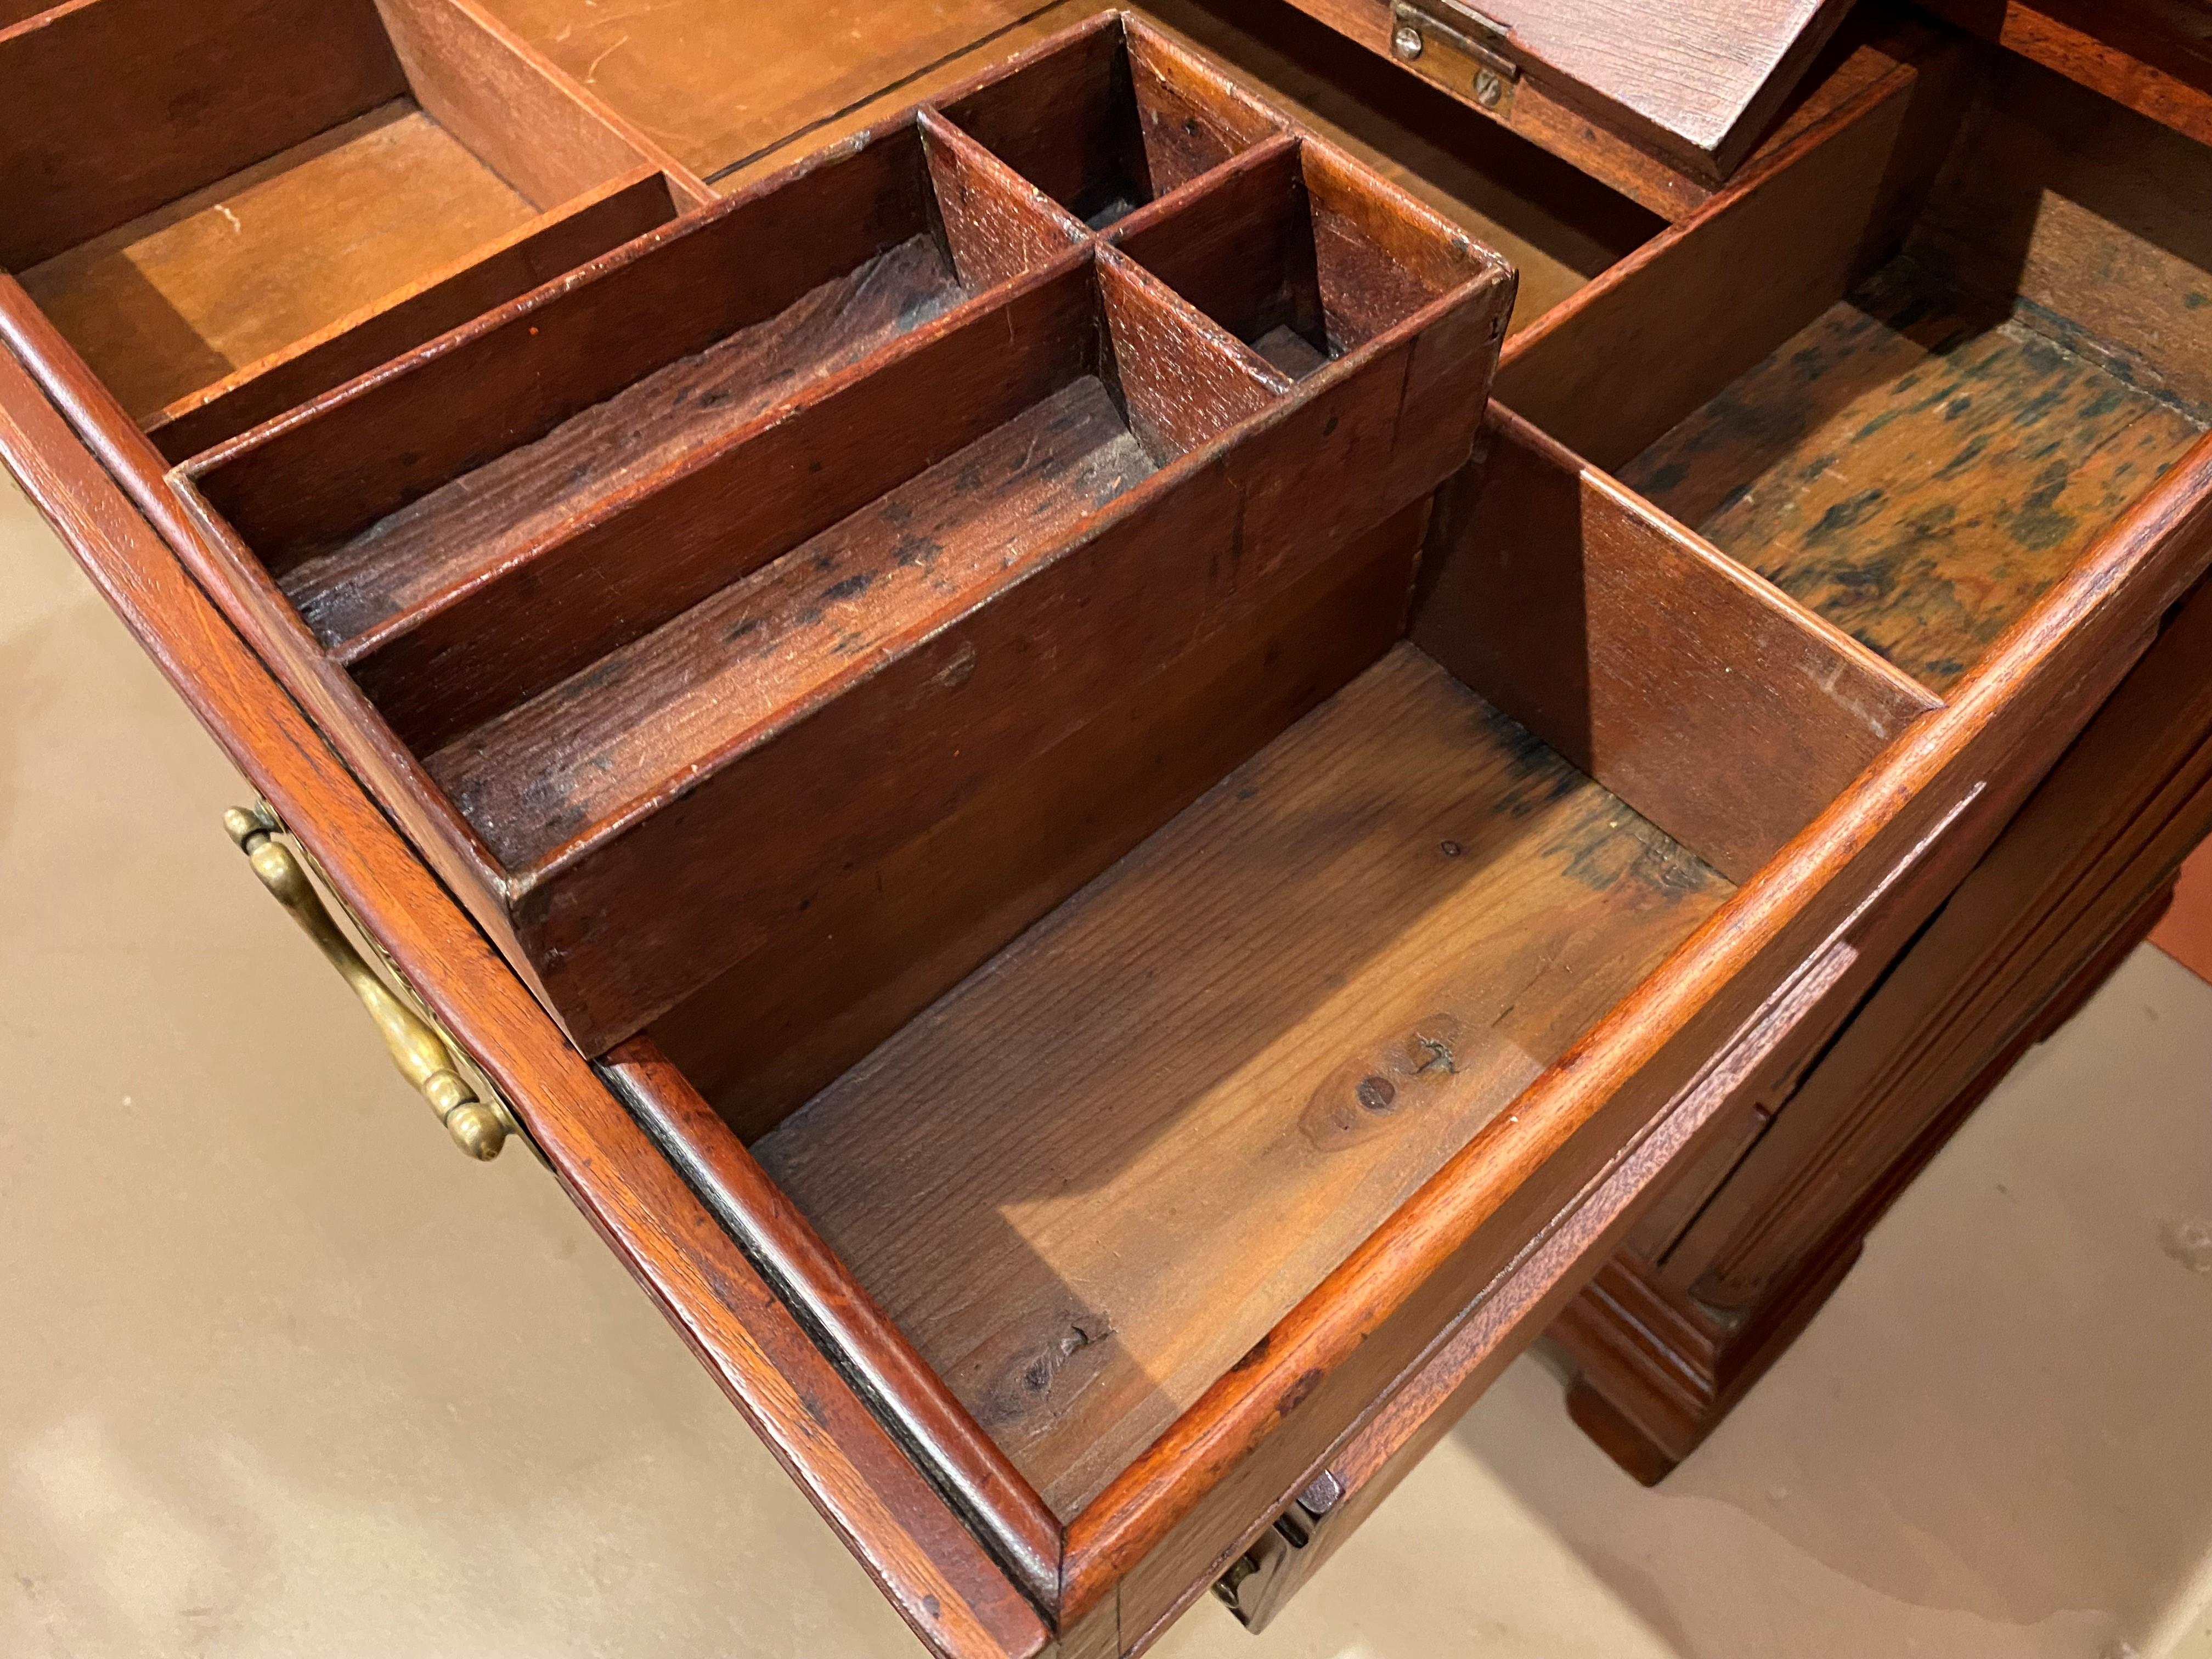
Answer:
[184, 116, 1087, 754]
[169, 16, 1520, 1051]
[0, 0, 703, 457]
[1494, 42, 2212, 702]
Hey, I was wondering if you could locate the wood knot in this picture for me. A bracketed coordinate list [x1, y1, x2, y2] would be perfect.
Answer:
[1301, 1015, 1465, 1150]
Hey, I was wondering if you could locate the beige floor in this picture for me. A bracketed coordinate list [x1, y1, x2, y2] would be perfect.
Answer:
[3, 464, 2211, 1659]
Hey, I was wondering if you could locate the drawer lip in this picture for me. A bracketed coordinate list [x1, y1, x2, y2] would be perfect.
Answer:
[0, 346, 1053, 1659]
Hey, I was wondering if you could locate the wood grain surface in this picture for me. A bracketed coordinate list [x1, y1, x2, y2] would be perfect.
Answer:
[428, 373, 1154, 862]
[1620, 258, 2207, 692]
[0, 0, 407, 271]
[758, 645, 1730, 1517]
[647, 505, 1427, 1139]
[21, 103, 540, 421]
[1417, 408, 1938, 884]
[371, 0, 695, 210]
[1474, 0, 1854, 177]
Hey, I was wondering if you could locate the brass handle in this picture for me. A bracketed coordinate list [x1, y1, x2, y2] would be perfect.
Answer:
[225, 805, 517, 1161]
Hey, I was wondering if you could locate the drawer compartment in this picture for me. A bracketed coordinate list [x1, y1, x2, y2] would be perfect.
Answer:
[936, 14, 1283, 228]
[751, 640, 1735, 1516]
[1503, 44, 2212, 699]
[0, 0, 703, 459]
[613, 400, 1948, 1629]
[168, 15, 1519, 1053]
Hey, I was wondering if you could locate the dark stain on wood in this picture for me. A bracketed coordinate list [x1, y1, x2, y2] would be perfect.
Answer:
[1621, 257, 2207, 692]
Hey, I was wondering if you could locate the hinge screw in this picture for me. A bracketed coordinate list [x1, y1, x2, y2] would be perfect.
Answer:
[1475, 67, 1504, 107]
[1391, 22, 1424, 58]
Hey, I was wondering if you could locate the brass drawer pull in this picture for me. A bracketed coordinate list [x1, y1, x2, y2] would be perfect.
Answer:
[224, 805, 519, 1161]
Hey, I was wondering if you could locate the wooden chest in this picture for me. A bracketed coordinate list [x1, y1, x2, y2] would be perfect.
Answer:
[7, 0, 2212, 1652]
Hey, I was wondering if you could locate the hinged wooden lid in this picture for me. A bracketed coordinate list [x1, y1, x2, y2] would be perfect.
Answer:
[1465, 0, 1859, 182]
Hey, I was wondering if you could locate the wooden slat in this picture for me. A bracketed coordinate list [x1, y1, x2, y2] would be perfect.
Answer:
[335, 256, 1088, 757]
[603, 1043, 1066, 1614]
[372, 0, 708, 210]
[422, 366, 1150, 855]
[1917, 0, 2212, 150]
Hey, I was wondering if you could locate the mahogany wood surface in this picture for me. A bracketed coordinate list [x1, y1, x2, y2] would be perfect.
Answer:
[939, 14, 1281, 224]
[1918, 0, 2212, 149]
[0, 347, 1051, 1659]
[757, 644, 1733, 1517]
[1496, 28, 1965, 473]
[184, 118, 996, 567]
[6, 0, 689, 430]
[647, 503, 1430, 1138]
[423, 365, 1154, 860]
[602, 1043, 1065, 1612]
[332, 236, 1046, 752]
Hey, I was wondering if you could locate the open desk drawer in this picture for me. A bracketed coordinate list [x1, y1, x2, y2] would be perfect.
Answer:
[9, 7, 2212, 1659]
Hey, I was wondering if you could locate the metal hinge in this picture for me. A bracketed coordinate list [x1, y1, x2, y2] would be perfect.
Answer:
[1389, 0, 1521, 112]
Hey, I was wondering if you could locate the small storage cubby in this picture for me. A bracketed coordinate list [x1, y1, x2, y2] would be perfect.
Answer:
[1108, 138, 1465, 382]
[168, 13, 1517, 1055]
[751, 640, 1741, 1513]
[937, 13, 1283, 229]
[1583, 52, 2212, 696]
[0, 0, 695, 456]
